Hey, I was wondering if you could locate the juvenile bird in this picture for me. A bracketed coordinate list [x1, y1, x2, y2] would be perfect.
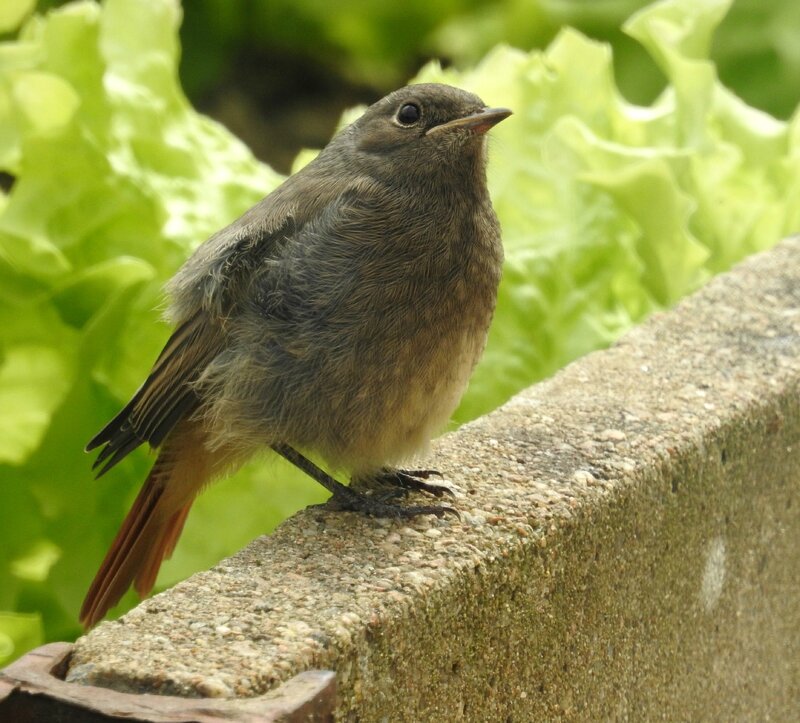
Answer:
[81, 83, 510, 627]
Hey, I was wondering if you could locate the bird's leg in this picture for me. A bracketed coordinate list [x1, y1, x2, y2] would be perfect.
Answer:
[271, 444, 457, 518]
[361, 467, 454, 498]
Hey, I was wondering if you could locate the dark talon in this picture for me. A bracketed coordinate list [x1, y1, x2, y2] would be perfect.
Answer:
[271, 444, 458, 519]
[368, 468, 455, 498]
[327, 486, 457, 519]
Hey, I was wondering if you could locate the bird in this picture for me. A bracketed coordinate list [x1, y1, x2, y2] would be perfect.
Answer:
[80, 83, 511, 628]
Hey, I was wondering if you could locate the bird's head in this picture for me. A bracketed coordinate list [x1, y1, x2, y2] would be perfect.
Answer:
[338, 83, 511, 176]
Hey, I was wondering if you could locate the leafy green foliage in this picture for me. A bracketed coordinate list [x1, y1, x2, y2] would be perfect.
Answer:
[432, 0, 800, 119]
[0, 612, 42, 667]
[428, 0, 800, 422]
[0, 0, 798, 664]
[0, 0, 323, 658]
[175, 0, 800, 121]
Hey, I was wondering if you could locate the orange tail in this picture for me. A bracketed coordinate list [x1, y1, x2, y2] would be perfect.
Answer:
[80, 423, 225, 628]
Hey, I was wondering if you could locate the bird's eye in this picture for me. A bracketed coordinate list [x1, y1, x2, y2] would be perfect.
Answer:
[396, 103, 421, 126]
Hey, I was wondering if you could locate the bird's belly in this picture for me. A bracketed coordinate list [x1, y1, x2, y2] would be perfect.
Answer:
[326, 315, 490, 474]
[386, 333, 481, 459]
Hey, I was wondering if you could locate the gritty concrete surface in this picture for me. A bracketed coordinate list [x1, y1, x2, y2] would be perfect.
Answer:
[1, 643, 335, 722]
[67, 237, 800, 721]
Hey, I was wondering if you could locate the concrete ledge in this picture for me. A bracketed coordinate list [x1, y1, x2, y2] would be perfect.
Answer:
[66, 238, 800, 720]
[0, 643, 335, 722]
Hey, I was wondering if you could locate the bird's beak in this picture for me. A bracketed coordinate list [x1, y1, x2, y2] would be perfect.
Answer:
[426, 107, 512, 136]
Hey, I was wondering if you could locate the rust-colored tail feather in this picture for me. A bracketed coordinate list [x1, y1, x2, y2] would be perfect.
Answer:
[80, 423, 219, 629]
[138, 504, 192, 593]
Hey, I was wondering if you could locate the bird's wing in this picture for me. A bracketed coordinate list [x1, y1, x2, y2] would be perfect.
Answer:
[86, 310, 226, 477]
[86, 166, 355, 476]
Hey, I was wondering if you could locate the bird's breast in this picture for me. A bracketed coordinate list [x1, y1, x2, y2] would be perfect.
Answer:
[319, 207, 503, 472]
[201, 195, 503, 474]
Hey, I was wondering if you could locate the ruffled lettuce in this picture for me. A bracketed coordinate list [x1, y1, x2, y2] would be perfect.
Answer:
[421, 0, 800, 421]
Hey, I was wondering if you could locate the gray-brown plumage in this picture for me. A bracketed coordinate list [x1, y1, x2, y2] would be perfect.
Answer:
[81, 83, 510, 627]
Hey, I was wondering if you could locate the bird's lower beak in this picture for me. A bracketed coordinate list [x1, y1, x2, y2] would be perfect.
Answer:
[426, 107, 512, 136]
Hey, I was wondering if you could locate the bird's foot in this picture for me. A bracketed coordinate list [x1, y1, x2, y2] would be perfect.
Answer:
[321, 485, 457, 519]
[271, 444, 457, 519]
[362, 467, 454, 498]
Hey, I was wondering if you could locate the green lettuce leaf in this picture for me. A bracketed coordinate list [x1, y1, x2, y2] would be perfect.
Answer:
[0, 0, 302, 654]
[413, 0, 799, 421]
[0, 612, 43, 668]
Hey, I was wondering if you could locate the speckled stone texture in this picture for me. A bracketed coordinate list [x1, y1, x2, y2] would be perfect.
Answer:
[67, 238, 800, 721]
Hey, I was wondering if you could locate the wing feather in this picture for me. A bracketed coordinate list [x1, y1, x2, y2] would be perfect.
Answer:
[87, 312, 224, 477]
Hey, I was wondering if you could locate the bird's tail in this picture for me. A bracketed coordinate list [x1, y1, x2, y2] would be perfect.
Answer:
[80, 421, 229, 629]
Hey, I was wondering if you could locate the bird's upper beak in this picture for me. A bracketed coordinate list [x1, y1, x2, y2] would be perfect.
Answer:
[426, 107, 512, 136]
